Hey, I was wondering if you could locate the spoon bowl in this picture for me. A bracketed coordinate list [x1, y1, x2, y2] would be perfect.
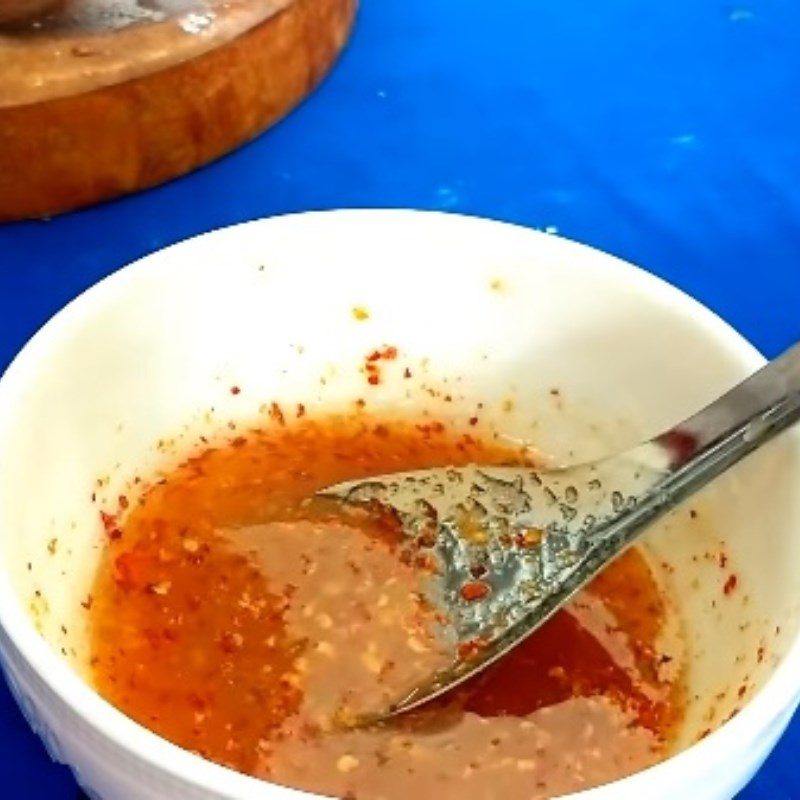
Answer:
[322, 343, 800, 717]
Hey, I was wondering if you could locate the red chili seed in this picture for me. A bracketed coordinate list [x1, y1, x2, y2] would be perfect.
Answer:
[461, 581, 491, 602]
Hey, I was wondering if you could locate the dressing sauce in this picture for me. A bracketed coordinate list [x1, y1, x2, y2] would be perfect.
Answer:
[89, 415, 685, 799]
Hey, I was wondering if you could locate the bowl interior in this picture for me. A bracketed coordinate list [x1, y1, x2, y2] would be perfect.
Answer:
[1, 210, 799, 795]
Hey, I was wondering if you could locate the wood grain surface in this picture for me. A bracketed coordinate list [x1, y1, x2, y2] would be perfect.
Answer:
[0, 0, 356, 220]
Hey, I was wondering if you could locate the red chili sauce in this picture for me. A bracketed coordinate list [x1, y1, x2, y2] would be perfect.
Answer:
[89, 415, 685, 799]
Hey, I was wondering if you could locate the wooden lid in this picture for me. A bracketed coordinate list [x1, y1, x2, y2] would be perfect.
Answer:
[0, 0, 356, 220]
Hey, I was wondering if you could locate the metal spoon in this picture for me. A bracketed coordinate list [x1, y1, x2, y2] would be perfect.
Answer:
[319, 341, 800, 721]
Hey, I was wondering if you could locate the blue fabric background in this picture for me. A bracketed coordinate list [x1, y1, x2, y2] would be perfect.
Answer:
[0, 0, 798, 796]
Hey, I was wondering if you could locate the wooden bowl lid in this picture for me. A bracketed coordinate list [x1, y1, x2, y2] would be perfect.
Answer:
[0, 0, 356, 220]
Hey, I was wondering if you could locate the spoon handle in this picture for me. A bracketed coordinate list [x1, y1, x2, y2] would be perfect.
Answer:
[658, 341, 800, 468]
[605, 341, 800, 558]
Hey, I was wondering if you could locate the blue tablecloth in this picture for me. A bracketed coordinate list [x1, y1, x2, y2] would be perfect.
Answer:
[1, 1, 799, 796]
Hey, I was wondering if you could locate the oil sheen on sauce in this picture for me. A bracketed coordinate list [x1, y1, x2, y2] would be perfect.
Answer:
[89, 415, 685, 799]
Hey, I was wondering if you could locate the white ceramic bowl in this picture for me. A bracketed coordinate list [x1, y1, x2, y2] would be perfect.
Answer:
[0, 210, 799, 800]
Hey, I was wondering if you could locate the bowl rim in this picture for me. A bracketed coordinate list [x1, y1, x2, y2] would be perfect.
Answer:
[0, 208, 797, 799]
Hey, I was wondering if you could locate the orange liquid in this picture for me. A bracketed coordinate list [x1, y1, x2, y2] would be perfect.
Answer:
[89, 416, 684, 799]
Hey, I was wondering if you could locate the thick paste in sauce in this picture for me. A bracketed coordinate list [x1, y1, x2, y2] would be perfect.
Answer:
[89, 415, 685, 799]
